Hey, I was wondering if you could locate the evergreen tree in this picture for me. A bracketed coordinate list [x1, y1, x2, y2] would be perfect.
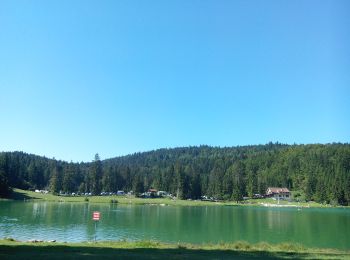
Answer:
[246, 169, 256, 198]
[230, 161, 245, 202]
[133, 175, 144, 196]
[90, 153, 102, 195]
[174, 162, 185, 199]
[124, 166, 132, 192]
[62, 163, 76, 193]
[190, 173, 202, 199]
[49, 166, 62, 194]
[102, 166, 113, 192]
[0, 154, 11, 197]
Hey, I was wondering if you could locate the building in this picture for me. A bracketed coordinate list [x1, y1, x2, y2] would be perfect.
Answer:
[157, 191, 168, 197]
[140, 189, 158, 198]
[148, 189, 158, 197]
[266, 187, 290, 200]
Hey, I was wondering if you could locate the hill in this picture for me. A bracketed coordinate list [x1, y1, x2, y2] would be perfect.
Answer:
[1, 143, 349, 205]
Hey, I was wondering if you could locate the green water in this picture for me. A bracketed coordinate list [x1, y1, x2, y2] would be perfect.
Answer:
[0, 201, 349, 250]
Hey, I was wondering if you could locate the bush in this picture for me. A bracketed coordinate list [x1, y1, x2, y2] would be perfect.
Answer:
[232, 241, 251, 250]
[330, 199, 339, 206]
[256, 241, 272, 251]
[84, 197, 89, 202]
[222, 194, 231, 201]
[279, 242, 305, 252]
[177, 244, 187, 250]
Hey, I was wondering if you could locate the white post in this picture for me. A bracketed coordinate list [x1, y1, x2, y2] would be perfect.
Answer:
[94, 221, 97, 242]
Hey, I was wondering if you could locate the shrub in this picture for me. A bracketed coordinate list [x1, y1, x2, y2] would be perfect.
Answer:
[177, 244, 187, 250]
[279, 242, 305, 252]
[233, 241, 251, 250]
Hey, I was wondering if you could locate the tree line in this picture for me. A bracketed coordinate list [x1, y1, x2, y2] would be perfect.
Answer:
[0, 143, 349, 205]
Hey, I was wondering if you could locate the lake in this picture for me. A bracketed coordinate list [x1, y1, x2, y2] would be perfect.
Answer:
[0, 201, 349, 250]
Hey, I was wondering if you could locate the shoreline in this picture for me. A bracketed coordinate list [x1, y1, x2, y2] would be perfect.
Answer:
[0, 239, 349, 259]
[2, 188, 348, 209]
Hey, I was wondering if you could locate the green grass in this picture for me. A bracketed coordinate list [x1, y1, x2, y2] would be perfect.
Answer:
[0, 239, 349, 259]
[242, 198, 326, 208]
[5, 189, 227, 206]
[5, 188, 345, 208]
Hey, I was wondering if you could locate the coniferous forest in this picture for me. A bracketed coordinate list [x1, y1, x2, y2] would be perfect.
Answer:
[0, 143, 350, 205]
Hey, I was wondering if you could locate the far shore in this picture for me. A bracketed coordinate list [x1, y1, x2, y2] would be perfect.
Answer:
[1, 189, 347, 209]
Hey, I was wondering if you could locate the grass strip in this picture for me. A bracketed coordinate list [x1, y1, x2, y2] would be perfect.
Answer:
[0, 239, 349, 259]
[4, 189, 344, 209]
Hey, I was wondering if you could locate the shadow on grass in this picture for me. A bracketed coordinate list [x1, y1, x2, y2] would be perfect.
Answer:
[0, 244, 346, 260]
[9, 190, 36, 201]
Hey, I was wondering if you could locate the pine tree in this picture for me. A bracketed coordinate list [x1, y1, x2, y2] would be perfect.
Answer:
[174, 162, 185, 199]
[62, 164, 76, 193]
[49, 166, 62, 194]
[230, 161, 245, 202]
[190, 173, 202, 199]
[90, 153, 102, 195]
[133, 175, 144, 196]
[0, 154, 11, 197]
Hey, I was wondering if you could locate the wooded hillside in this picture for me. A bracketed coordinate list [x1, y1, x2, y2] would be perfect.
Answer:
[1, 143, 349, 205]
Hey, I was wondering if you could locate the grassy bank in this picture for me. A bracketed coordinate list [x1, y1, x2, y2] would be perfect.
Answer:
[0, 239, 349, 259]
[4, 188, 341, 208]
[6, 189, 223, 206]
[243, 198, 327, 208]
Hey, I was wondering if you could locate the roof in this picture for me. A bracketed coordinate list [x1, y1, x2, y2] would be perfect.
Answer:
[267, 187, 290, 193]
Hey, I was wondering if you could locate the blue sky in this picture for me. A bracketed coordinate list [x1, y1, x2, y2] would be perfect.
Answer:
[0, 0, 349, 162]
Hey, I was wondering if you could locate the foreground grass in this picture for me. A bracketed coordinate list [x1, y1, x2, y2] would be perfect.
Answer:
[5, 189, 337, 208]
[0, 239, 349, 259]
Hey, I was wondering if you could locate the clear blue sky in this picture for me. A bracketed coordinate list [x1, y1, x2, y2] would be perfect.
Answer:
[0, 0, 349, 162]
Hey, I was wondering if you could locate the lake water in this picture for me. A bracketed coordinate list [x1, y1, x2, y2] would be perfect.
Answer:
[0, 201, 349, 250]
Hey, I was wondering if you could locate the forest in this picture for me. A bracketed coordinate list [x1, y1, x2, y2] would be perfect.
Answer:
[0, 143, 350, 205]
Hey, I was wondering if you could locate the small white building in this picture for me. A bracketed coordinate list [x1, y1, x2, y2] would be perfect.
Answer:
[266, 187, 290, 200]
[157, 191, 168, 197]
[35, 189, 49, 194]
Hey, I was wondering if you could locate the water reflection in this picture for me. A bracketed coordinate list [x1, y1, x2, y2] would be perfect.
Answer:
[0, 201, 349, 249]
